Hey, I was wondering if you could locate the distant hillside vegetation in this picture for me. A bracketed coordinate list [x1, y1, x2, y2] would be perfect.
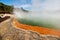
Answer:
[0, 2, 13, 13]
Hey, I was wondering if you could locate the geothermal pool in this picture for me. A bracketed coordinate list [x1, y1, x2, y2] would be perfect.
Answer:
[13, 0, 60, 29]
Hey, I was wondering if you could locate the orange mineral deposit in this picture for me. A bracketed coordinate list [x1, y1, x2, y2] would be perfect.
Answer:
[13, 19, 60, 37]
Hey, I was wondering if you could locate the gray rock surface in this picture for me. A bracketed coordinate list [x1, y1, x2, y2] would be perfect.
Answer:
[0, 14, 60, 40]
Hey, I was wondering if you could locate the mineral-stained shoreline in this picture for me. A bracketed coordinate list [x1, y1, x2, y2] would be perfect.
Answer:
[0, 14, 60, 40]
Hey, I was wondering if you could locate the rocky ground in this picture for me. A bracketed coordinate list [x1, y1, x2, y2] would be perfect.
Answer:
[0, 14, 60, 40]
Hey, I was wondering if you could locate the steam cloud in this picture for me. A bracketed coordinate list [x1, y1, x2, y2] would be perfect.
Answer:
[13, 0, 60, 29]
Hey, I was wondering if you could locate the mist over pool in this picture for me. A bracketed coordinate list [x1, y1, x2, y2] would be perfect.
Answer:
[13, 0, 60, 29]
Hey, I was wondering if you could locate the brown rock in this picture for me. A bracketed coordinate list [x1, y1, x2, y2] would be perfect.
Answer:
[0, 14, 60, 40]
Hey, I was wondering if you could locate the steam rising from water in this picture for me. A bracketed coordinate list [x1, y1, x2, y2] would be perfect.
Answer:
[13, 0, 60, 29]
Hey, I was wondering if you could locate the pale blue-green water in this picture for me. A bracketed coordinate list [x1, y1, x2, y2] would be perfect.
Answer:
[13, 0, 60, 29]
[13, 8, 60, 29]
